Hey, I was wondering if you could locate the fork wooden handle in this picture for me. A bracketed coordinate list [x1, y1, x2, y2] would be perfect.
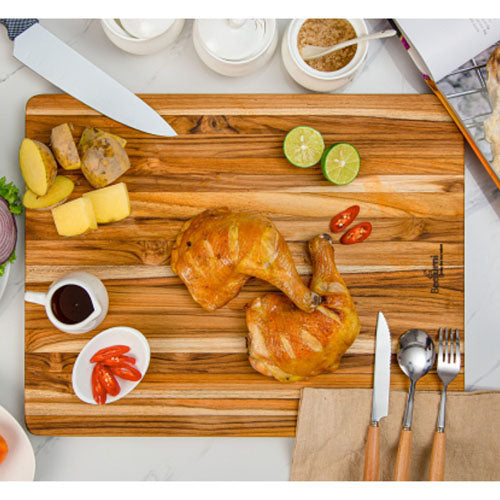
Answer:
[363, 424, 380, 480]
[429, 431, 446, 481]
[394, 429, 412, 480]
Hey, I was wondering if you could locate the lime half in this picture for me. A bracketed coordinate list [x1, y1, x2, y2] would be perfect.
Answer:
[283, 126, 325, 168]
[321, 143, 360, 185]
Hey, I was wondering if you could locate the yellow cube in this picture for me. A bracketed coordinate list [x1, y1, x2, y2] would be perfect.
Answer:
[82, 182, 131, 224]
[52, 197, 97, 236]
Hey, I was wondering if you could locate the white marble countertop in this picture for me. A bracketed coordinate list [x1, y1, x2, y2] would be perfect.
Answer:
[0, 18, 499, 481]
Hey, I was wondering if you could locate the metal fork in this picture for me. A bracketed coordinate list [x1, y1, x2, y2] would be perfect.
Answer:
[428, 327, 461, 481]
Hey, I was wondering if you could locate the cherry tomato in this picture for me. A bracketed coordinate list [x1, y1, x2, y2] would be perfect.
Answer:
[96, 363, 121, 397]
[0, 434, 8, 464]
[91, 364, 107, 405]
[102, 355, 136, 367]
[109, 363, 142, 382]
[90, 345, 130, 363]
[340, 222, 372, 245]
[330, 205, 360, 233]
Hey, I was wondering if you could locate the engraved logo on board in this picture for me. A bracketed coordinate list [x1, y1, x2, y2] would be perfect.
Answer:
[424, 244, 444, 294]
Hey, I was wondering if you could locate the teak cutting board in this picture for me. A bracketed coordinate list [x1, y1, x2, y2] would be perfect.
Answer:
[24, 94, 464, 436]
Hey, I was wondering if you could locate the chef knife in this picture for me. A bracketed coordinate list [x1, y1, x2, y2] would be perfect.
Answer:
[363, 311, 391, 481]
[0, 19, 177, 137]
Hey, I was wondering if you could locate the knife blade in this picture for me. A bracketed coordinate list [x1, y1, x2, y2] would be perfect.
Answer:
[1, 19, 177, 137]
[363, 311, 391, 481]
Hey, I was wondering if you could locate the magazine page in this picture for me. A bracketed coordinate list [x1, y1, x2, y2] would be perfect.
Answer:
[435, 43, 500, 178]
[396, 19, 500, 82]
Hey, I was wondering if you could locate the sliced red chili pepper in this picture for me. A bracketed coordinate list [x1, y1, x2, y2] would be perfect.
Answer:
[340, 221, 372, 245]
[330, 205, 360, 233]
[109, 363, 142, 382]
[90, 345, 130, 363]
[96, 363, 121, 397]
[102, 355, 136, 366]
[91, 364, 107, 405]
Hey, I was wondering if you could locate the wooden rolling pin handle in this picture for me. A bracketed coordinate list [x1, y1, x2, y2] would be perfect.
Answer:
[394, 428, 412, 481]
[363, 423, 380, 481]
[429, 430, 446, 481]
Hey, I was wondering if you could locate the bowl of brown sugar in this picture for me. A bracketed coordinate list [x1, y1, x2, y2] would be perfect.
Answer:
[282, 19, 369, 92]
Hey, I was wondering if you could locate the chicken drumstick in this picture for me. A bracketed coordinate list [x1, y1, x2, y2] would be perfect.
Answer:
[245, 234, 360, 382]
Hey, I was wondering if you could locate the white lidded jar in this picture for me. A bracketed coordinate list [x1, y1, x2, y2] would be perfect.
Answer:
[282, 19, 369, 92]
[101, 19, 185, 55]
[193, 19, 278, 77]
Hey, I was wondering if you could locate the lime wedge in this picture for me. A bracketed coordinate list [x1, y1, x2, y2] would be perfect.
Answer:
[283, 126, 325, 168]
[321, 143, 360, 185]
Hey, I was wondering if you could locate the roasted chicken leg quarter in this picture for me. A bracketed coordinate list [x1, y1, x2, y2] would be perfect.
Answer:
[246, 234, 360, 382]
[171, 208, 321, 312]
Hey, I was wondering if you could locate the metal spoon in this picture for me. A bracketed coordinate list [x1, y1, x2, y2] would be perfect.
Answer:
[394, 329, 435, 481]
[301, 28, 396, 61]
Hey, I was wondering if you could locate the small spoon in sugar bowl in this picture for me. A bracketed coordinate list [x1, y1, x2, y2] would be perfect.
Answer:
[301, 28, 396, 60]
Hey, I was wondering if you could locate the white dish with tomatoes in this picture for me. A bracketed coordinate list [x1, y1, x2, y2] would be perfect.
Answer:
[0, 404, 36, 481]
[72, 326, 151, 405]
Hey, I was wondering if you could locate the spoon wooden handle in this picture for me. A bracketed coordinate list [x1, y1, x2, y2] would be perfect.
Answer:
[363, 424, 380, 480]
[429, 431, 445, 481]
[394, 428, 412, 481]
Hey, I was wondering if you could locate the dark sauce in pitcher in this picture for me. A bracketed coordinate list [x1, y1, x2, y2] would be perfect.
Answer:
[51, 285, 94, 325]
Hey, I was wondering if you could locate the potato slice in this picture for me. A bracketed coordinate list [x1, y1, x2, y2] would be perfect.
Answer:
[81, 135, 130, 188]
[19, 138, 58, 196]
[23, 175, 75, 210]
[82, 182, 130, 223]
[52, 197, 97, 236]
[78, 127, 127, 157]
[50, 123, 81, 170]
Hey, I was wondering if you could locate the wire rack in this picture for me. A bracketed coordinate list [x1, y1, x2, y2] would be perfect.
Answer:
[445, 60, 489, 100]
[438, 43, 499, 137]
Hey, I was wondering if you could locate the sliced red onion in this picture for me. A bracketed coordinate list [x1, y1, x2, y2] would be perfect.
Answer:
[0, 196, 17, 265]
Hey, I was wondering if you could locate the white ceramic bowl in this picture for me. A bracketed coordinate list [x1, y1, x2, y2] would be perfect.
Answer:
[0, 404, 36, 481]
[282, 19, 369, 92]
[101, 19, 185, 55]
[0, 261, 11, 307]
[72, 326, 150, 404]
[193, 19, 278, 77]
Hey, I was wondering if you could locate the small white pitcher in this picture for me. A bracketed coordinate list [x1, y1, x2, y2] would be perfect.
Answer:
[25, 271, 109, 334]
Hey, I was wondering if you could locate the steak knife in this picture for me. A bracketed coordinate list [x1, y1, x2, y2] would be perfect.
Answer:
[363, 311, 391, 481]
[0, 19, 177, 137]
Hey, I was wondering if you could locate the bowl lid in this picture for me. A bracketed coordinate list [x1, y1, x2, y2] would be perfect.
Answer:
[118, 19, 175, 39]
[196, 19, 272, 61]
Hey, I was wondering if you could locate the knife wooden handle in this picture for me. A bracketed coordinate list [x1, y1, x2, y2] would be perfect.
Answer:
[363, 424, 380, 481]
[429, 431, 445, 481]
[394, 428, 412, 481]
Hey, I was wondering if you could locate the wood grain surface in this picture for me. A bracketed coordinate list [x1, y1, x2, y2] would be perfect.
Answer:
[24, 94, 464, 436]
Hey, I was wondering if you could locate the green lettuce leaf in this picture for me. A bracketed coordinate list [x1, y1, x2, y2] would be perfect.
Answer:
[0, 250, 16, 277]
[0, 176, 22, 215]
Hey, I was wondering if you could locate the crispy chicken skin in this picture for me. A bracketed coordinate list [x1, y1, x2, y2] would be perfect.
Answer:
[245, 234, 360, 382]
[171, 208, 321, 312]
[485, 46, 500, 173]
